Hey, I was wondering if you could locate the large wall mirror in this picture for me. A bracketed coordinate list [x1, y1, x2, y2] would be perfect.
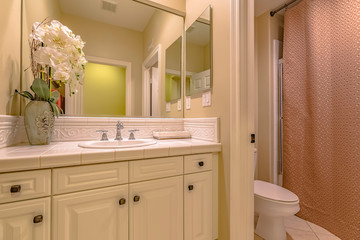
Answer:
[186, 6, 212, 96]
[21, 0, 183, 118]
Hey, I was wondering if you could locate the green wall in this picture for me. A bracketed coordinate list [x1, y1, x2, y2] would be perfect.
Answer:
[165, 73, 181, 102]
[84, 63, 126, 116]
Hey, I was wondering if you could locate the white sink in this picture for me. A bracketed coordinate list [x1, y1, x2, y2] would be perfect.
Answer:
[78, 139, 157, 149]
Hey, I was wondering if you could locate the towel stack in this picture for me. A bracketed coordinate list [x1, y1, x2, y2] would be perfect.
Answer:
[152, 131, 191, 140]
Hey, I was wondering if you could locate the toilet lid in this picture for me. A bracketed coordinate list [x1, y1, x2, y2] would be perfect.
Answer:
[254, 180, 299, 202]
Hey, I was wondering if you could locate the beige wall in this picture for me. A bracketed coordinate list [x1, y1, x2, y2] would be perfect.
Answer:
[186, 42, 206, 73]
[143, 10, 183, 117]
[185, 1, 231, 239]
[166, 38, 181, 72]
[256, 12, 284, 182]
[61, 13, 144, 116]
[0, 0, 21, 115]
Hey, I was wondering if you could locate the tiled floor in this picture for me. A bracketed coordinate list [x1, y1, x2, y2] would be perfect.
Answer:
[254, 215, 341, 240]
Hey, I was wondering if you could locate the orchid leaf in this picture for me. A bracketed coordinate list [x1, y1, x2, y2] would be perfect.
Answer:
[14, 89, 34, 100]
[30, 78, 49, 100]
[49, 90, 62, 117]
[50, 90, 60, 104]
[49, 101, 60, 117]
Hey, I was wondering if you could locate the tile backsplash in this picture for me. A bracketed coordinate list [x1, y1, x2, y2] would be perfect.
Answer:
[0, 115, 219, 148]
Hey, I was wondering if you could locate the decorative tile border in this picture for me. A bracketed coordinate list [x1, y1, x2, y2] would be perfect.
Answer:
[0, 115, 219, 147]
[0, 115, 22, 148]
[52, 117, 184, 142]
[184, 117, 220, 143]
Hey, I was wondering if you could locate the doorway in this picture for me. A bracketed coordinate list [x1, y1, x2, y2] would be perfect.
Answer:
[142, 45, 161, 117]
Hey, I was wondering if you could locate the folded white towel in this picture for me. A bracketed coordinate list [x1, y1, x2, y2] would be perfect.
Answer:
[153, 131, 191, 139]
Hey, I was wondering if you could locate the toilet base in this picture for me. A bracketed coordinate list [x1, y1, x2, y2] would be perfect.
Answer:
[255, 214, 286, 240]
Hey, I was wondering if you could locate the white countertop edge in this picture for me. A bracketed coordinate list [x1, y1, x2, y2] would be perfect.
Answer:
[0, 139, 221, 173]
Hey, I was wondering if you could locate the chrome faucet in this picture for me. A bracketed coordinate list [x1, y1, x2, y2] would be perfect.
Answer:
[114, 121, 124, 140]
[96, 130, 109, 141]
[128, 129, 139, 140]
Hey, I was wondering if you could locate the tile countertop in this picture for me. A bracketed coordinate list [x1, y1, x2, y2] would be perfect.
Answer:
[0, 139, 221, 173]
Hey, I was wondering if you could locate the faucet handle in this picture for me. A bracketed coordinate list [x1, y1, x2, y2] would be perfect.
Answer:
[116, 121, 124, 129]
[128, 129, 139, 140]
[96, 130, 109, 141]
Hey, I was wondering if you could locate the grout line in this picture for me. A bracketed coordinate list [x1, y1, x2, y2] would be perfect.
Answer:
[304, 220, 322, 240]
[285, 226, 314, 233]
[305, 220, 315, 232]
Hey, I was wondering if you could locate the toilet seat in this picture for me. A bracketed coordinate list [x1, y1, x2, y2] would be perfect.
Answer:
[254, 180, 299, 203]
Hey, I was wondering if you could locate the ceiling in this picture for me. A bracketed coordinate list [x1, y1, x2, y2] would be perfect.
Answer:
[59, 0, 291, 31]
[255, 0, 289, 17]
[59, 0, 155, 32]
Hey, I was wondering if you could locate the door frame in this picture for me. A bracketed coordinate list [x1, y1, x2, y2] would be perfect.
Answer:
[142, 44, 162, 116]
[229, 0, 255, 239]
[65, 56, 132, 116]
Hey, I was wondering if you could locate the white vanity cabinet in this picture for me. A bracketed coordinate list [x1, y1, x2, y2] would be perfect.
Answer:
[52, 185, 129, 240]
[184, 154, 213, 240]
[184, 172, 213, 240]
[0, 153, 218, 240]
[128, 156, 183, 240]
[0, 197, 51, 240]
[129, 176, 183, 240]
[0, 170, 52, 240]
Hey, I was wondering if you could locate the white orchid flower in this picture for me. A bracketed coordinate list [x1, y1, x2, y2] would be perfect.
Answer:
[29, 19, 86, 94]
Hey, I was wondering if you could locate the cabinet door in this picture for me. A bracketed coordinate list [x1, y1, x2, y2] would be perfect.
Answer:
[0, 197, 50, 240]
[184, 171, 212, 240]
[129, 176, 183, 240]
[52, 185, 128, 240]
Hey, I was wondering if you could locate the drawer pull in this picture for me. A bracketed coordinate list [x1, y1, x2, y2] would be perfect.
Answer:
[198, 161, 204, 167]
[119, 198, 126, 205]
[188, 185, 194, 191]
[33, 215, 43, 223]
[133, 195, 140, 202]
[10, 185, 21, 193]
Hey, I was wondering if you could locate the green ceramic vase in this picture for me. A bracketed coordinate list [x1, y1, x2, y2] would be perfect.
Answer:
[24, 101, 55, 145]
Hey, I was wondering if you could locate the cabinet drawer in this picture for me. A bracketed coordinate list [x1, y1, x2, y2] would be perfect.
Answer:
[184, 154, 212, 174]
[0, 170, 51, 204]
[129, 156, 183, 182]
[53, 162, 128, 194]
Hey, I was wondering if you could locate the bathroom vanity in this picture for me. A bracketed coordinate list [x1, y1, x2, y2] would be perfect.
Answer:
[0, 139, 220, 240]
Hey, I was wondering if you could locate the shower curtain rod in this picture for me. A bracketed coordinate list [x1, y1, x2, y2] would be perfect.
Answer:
[270, 0, 301, 16]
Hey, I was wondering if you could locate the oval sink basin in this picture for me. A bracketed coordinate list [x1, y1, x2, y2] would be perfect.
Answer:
[78, 139, 157, 149]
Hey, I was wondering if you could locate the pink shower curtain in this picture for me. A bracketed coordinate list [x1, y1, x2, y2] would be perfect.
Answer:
[282, 0, 360, 239]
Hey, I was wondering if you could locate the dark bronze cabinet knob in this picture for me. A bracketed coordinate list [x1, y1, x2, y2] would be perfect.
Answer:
[188, 185, 194, 191]
[198, 161, 204, 167]
[10, 185, 21, 193]
[119, 198, 126, 205]
[33, 215, 43, 223]
[133, 195, 140, 202]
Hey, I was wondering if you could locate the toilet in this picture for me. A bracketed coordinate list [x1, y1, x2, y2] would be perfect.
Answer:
[254, 149, 300, 240]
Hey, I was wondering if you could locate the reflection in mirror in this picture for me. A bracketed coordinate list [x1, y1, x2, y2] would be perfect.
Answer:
[165, 36, 182, 103]
[186, 6, 211, 96]
[21, 0, 183, 117]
